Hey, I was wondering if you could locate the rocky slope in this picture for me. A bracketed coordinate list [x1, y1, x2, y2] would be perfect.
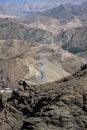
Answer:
[19, 15, 83, 34]
[41, 2, 87, 24]
[19, 15, 61, 34]
[0, 64, 87, 130]
[0, 18, 52, 44]
[55, 26, 87, 54]
[0, 41, 83, 89]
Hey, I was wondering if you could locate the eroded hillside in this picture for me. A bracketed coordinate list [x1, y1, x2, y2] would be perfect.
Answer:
[0, 1, 86, 130]
[0, 64, 87, 130]
[55, 26, 87, 54]
[0, 38, 84, 90]
[18, 15, 83, 34]
[0, 18, 52, 44]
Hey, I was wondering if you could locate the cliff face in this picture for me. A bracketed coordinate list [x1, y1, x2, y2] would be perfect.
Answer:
[0, 66, 87, 130]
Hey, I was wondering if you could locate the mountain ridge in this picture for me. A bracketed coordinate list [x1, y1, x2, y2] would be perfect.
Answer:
[54, 26, 87, 54]
[0, 0, 87, 16]
[41, 2, 87, 22]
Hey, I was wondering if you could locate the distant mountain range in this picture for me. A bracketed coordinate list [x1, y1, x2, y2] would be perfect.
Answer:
[41, 2, 87, 21]
[0, 0, 87, 16]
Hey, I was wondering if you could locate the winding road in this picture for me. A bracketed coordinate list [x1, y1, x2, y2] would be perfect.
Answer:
[32, 62, 45, 83]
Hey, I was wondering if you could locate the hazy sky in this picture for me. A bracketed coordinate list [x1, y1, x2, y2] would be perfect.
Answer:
[0, 0, 43, 1]
[0, 0, 86, 2]
[0, 0, 68, 1]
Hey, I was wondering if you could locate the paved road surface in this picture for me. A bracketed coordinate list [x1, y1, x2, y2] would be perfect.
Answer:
[32, 62, 45, 83]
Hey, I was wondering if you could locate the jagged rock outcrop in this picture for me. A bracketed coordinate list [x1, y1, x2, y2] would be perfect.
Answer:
[0, 67, 87, 129]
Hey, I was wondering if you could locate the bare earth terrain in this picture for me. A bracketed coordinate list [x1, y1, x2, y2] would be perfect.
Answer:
[0, 1, 86, 130]
[0, 39, 83, 90]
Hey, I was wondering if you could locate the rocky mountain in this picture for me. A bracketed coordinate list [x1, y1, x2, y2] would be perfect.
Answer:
[54, 26, 87, 54]
[0, 1, 86, 130]
[0, 1, 87, 130]
[0, 2, 69, 16]
[18, 15, 61, 34]
[0, 18, 52, 44]
[41, 2, 87, 23]
[0, 0, 87, 17]
[0, 17, 84, 90]
[18, 14, 86, 56]
[0, 62, 87, 130]
[19, 15, 83, 35]
[0, 39, 83, 90]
